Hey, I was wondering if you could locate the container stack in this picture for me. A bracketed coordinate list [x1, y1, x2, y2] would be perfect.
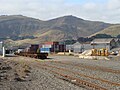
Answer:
[40, 42, 64, 53]
[27, 44, 39, 53]
[59, 44, 65, 52]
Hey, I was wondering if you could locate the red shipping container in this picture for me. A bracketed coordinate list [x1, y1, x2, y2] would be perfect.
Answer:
[59, 44, 66, 52]
[44, 42, 59, 45]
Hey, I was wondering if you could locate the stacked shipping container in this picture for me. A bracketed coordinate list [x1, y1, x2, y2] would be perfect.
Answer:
[18, 42, 66, 54]
[23, 44, 39, 53]
[40, 42, 65, 53]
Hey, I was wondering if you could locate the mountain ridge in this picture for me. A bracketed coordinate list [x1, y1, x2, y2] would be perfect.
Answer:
[0, 15, 114, 45]
[89, 25, 120, 37]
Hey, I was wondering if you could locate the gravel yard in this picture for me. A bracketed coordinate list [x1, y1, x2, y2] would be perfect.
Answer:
[0, 55, 120, 90]
[0, 56, 86, 90]
[47, 55, 120, 70]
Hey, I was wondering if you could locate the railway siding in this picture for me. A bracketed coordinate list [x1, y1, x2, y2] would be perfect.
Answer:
[36, 61, 120, 90]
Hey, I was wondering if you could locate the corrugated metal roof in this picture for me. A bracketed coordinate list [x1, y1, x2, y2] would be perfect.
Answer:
[91, 38, 114, 44]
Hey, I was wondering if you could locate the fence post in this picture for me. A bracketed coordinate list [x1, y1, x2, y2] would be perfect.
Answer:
[3, 47, 5, 57]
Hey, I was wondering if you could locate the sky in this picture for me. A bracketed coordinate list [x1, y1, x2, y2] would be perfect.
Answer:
[0, 0, 120, 23]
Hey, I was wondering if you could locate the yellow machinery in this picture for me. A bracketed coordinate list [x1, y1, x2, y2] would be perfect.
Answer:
[92, 48, 109, 56]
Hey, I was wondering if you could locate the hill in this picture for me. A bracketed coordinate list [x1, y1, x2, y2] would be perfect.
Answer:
[90, 25, 120, 37]
[0, 15, 112, 45]
[35, 15, 111, 39]
[0, 15, 44, 38]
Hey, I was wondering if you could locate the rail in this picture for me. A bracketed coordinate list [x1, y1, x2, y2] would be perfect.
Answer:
[38, 64, 107, 90]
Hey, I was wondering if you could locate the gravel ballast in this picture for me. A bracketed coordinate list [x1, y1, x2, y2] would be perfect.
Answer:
[0, 55, 120, 90]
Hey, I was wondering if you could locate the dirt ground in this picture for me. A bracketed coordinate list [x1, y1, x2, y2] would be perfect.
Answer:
[0, 55, 120, 90]
[0, 55, 85, 90]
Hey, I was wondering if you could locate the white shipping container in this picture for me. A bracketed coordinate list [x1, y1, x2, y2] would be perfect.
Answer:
[42, 45, 52, 48]
[18, 49, 24, 53]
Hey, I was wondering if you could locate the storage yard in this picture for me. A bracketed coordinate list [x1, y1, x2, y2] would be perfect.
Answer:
[0, 55, 120, 90]
[0, 38, 120, 90]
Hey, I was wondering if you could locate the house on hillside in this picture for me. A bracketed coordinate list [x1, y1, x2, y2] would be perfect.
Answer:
[91, 38, 116, 51]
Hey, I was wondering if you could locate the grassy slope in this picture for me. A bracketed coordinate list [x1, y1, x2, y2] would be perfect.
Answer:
[89, 25, 120, 37]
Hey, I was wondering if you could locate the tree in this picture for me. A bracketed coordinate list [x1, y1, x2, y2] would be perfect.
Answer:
[77, 37, 93, 43]
[91, 34, 112, 39]
[117, 34, 120, 38]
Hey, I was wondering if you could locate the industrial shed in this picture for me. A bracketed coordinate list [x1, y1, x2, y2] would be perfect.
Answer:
[83, 43, 93, 51]
[91, 38, 116, 51]
[114, 38, 120, 47]
[73, 42, 83, 53]
[66, 45, 73, 52]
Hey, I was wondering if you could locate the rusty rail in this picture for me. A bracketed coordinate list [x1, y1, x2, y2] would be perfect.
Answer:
[50, 61, 120, 74]
[38, 64, 107, 90]
[39, 63, 120, 86]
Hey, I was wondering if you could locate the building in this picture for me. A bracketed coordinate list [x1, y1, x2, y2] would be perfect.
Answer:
[91, 38, 116, 51]
[66, 42, 93, 53]
[83, 43, 93, 51]
[73, 42, 83, 53]
[66, 45, 73, 52]
[114, 38, 120, 47]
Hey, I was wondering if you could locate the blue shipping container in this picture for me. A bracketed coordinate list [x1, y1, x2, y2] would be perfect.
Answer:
[40, 48, 50, 53]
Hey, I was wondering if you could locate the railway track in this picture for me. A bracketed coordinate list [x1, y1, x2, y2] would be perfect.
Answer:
[35, 61, 120, 90]
[37, 64, 107, 90]
[49, 61, 120, 74]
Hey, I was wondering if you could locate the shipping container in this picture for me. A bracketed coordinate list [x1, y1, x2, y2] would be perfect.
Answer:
[42, 44, 52, 48]
[44, 42, 59, 45]
[40, 48, 50, 53]
[59, 44, 66, 52]
[42, 42, 59, 53]
[29, 44, 39, 52]
[39, 44, 43, 48]
[18, 49, 24, 53]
